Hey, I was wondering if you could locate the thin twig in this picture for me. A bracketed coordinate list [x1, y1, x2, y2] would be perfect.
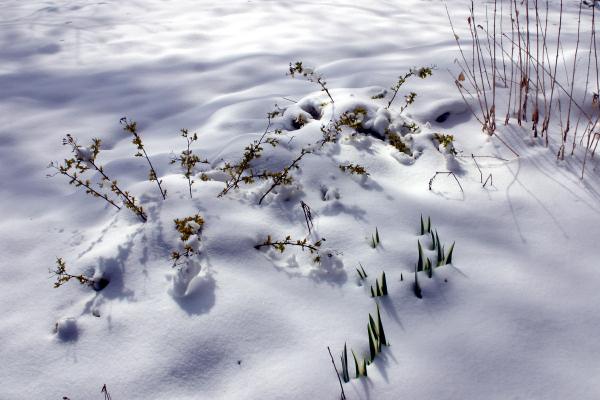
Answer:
[121, 118, 167, 200]
[327, 346, 347, 400]
[499, 31, 592, 122]
[428, 171, 464, 193]
[483, 173, 493, 187]
[472, 154, 484, 183]
[258, 148, 312, 205]
[561, 0, 575, 150]
[456, 154, 510, 161]
[301, 201, 314, 235]
[220, 112, 279, 197]
[101, 385, 112, 400]
[492, 132, 520, 157]
[48, 167, 122, 211]
[254, 239, 321, 253]
[88, 158, 147, 222]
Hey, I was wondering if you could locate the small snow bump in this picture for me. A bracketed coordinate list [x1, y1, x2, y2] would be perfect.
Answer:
[54, 317, 78, 342]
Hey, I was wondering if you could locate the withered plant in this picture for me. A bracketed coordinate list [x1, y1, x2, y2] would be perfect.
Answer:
[171, 214, 204, 267]
[254, 235, 325, 263]
[388, 131, 412, 155]
[289, 61, 335, 104]
[121, 117, 167, 200]
[48, 134, 147, 222]
[385, 67, 433, 109]
[339, 163, 369, 176]
[171, 129, 209, 199]
[300, 201, 314, 235]
[257, 147, 312, 205]
[50, 257, 93, 288]
[219, 110, 282, 197]
[447, 0, 600, 176]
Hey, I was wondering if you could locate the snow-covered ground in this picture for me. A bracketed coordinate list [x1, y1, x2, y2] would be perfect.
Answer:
[1, 1, 600, 399]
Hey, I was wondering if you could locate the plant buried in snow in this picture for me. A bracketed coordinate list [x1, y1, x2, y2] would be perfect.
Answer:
[370, 272, 388, 297]
[219, 109, 313, 204]
[387, 131, 412, 155]
[219, 110, 282, 197]
[386, 66, 433, 109]
[339, 108, 368, 130]
[257, 147, 312, 205]
[293, 114, 308, 129]
[419, 214, 431, 235]
[340, 343, 350, 383]
[254, 235, 325, 263]
[356, 263, 368, 280]
[402, 92, 418, 112]
[51, 257, 93, 288]
[403, 121, 419, 133]
[414, 216, 456, 296]
[171, 214, 204, 267]
[319, 119, 344, 146]
[300, 201, 314, 235]
[318, 106, 412, 155]
[327, 347, 348, 400]
[120, 117, 167, 200]
[369, 227, 380, 249]
[433, 133, 457, 155]
[417, 235, 454, 273]
[367, 302, 388, 363]
[329, 303, 389, 381]
[339, 163, 369, 176]
[339, 343, 369, 383]
[351, 348, 368, 379]
[413, 264, 422, 299]
[171, 129, 209, 199]
[416, 240, 434, 278]
[48, 134, 147, 222]
[318, 108, 367, 146]
[288, 61, 335, 104]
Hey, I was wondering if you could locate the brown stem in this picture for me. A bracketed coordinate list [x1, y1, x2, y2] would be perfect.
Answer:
[55, 168, 122, 211]
[513, 0, 524, 126]
[472, 153, 484, 183]
[186, 136, 193, 199]
[220, 115, 275, 197]
[563, 0, 579, 147]
[254, 240, 321, 253]
[140, 143, 167, 200]
[258, 149, 311, 205]
[89, 159, 147, 222]
[428, 171, 464, 193]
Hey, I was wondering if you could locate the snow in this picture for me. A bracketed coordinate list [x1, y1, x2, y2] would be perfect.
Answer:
[1, 0, 600, 399]
[54, 317, 79, 342]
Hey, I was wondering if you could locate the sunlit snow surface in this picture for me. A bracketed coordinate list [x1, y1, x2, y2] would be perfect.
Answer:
[1, 1, 600, 399]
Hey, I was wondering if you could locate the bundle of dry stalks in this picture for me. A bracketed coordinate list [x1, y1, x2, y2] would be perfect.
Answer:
[447, 0, 600, 178]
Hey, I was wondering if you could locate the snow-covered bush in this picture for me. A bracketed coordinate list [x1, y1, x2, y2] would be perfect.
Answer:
[171, 214, 204, 267]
